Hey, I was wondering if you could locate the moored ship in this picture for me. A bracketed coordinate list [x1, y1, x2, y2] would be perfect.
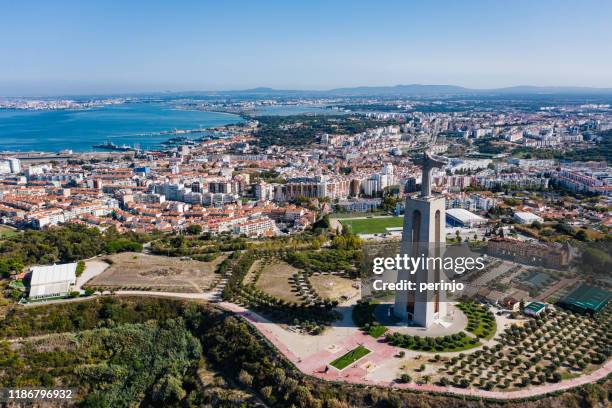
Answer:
[93, 141, 136, 151]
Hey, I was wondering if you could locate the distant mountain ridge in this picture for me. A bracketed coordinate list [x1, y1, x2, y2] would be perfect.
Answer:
[327, 84, 469, 96]
[219, 84, 612, 97]
[6, 84, 612, 99]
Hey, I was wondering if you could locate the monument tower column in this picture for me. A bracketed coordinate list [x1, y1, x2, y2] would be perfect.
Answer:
[394, 151, 448, 327]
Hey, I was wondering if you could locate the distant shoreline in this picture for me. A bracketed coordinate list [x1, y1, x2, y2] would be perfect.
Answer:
[0, 103, 244, 153]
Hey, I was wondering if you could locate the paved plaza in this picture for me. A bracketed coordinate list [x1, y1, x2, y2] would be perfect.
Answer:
[374, 302, 469, 336]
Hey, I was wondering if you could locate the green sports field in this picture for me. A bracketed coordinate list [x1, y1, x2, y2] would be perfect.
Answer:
[340, 216, 404, 234]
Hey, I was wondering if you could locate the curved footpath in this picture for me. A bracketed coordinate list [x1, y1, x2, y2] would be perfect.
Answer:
[21, 290, 611, 400]
[110, 290, 611, 401]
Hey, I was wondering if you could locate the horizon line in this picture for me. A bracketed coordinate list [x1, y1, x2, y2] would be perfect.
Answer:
[3, 83, 612, 99]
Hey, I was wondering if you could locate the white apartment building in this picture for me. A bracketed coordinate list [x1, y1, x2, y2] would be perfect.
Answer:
[233, 216, 276, 237]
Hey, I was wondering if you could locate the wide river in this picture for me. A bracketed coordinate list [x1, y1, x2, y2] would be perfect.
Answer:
[0, 102, 243, 152]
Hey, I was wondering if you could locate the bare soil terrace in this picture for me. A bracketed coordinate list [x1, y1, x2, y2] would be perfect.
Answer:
[85, 252, 225, 293]
[310, 274, 359, 301]
[255, 260, 303, 304]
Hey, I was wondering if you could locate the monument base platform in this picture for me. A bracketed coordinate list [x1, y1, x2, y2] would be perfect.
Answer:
[374, 302, 467, 337]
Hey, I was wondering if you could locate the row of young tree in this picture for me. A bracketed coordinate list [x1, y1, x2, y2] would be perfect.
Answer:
[149, 232, 248, 258]
[443, 306, 611, 391]
[221, 251, 339, 329]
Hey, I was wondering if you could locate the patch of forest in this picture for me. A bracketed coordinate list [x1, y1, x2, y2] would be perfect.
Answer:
[253, 114, 397, 147]
[0, 224, 148, 278]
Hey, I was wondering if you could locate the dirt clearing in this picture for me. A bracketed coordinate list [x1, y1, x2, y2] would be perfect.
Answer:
[85, 252, 226, 293]
[310, 274, 359, 301]
[255, 260, 303, 304]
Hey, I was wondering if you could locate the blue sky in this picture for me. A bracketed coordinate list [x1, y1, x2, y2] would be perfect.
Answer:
[1, 0, 611, 95]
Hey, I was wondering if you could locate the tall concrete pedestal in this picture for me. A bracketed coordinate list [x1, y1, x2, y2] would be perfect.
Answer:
[394, 151, 449, 328]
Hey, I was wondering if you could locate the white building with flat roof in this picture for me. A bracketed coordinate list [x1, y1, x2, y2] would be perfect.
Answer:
[513, 211, 543, 225]
[446, 208, 487, 228]
[29, 263, 77, 299]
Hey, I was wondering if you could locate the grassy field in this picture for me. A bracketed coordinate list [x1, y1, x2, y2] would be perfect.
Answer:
[86, 252, 225, 292]
[243, 259, 263, 285]
[0, 225, 18, 238]
[340, 216, 403, 234]
[457, 301, 497, 340]
[330, 345, 371, 370]
[367, 325, 387, 338]
[255, 260, 303, 304]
